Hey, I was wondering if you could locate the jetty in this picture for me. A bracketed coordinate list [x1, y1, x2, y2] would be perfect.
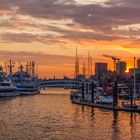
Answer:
[72, 100, 140, 112]
[71, 81, 140, 113]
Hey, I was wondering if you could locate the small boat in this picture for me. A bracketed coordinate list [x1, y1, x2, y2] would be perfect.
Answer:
[70, 90, 81, 100]
[95, 86, 113, 104]
[122, 101, 138, 109]
[95, 94, 113, 104]
[118, 90, 130, 100]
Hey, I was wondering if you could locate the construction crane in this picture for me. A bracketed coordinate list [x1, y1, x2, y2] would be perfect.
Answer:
[103, 55, 121, 72]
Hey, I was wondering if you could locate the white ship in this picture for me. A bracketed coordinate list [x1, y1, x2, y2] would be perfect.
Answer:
[12, 64, 39, 95]
[0, 67, 17, 98]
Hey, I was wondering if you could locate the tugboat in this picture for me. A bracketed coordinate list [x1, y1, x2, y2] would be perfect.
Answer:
[0, 66, 17, 98]
[12, 63, 39, 95]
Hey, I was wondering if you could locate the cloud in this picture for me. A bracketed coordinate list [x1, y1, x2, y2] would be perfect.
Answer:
[0, 33, 67, 45]
[0, 50, 75, 66]
[0, 0, 140, 44]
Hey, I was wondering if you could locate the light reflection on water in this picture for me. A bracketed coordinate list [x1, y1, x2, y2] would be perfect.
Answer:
[0, 88, 140, 140]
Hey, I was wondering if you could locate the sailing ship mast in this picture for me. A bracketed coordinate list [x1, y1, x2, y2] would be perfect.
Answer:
[7, 59, 15, 79]
[88, 52, 92, 77]
[134, 57, 136, 101]
[83, 61, 86, 77]
[75, 46, 79, 78]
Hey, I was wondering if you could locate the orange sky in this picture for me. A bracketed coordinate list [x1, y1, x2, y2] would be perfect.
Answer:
[0, 0, 140, 78]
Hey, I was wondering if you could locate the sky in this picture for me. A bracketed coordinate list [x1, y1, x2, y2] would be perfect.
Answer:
[0, 0, 140, 78]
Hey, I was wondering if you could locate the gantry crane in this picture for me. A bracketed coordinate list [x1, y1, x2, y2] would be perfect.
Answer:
[103, 55, 121, 72]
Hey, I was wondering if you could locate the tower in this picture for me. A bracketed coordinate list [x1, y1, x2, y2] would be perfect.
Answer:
[116, 61, 127, 75]
[137, 58, 140, 68]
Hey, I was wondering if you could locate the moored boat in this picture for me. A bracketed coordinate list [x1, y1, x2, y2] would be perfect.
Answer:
[0, 81, 17, 97]
[95, 94, 113, 104]
[0, 67, 18, 98]
[12, 64, 39, 95]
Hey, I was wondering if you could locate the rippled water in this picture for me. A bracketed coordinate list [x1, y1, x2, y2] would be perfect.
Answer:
[0, 88, 140, 140]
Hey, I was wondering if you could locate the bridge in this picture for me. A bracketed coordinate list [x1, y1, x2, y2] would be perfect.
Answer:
[39, 79, 82, 88]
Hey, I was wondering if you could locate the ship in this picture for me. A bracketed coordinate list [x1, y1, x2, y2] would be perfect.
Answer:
[0, 66, 17, 98]
[12, 63, 40, 95]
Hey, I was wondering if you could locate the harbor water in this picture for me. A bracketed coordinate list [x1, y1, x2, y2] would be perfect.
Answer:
[0, 88, 140, 140]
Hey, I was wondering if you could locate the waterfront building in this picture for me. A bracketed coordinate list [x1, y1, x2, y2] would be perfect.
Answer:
[129, 68, 140, 95]
[116, 61, 127, 75]
[137, 58, 140, 68]
[95, 63, 108, 77]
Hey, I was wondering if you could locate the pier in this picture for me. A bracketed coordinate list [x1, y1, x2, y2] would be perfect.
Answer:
[72, 100, 140, 112]
[71, 81, 140, 113]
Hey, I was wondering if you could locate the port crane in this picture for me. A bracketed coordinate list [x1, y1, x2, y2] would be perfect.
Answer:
[103, 55, 121, 72]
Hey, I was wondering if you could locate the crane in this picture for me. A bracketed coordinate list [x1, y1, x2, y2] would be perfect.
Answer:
[103, 55, 121, 72]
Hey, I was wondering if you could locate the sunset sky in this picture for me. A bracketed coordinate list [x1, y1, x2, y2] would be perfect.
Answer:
[0, 0, 140, 78]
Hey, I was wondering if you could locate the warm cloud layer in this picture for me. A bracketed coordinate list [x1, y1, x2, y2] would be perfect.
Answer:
[0, 0, 140, 78]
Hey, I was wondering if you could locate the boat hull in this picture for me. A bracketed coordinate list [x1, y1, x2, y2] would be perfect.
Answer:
[0, 92, 19, 98]
[0, 86, 18, 98]
[14, 82, 40, 95]
[16, 90, 39, 95]
[96, 95, 113, 104]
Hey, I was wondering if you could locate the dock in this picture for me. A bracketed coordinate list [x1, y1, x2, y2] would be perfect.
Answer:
[72, 100, 140, 113]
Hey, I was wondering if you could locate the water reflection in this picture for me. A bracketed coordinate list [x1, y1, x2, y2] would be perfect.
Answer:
[0, 88, 140, 140]
[112, 111, 120, 140]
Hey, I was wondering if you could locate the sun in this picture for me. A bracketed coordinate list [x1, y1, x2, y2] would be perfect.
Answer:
[125, 69, 129, 73]
[125, 65, 132, 73]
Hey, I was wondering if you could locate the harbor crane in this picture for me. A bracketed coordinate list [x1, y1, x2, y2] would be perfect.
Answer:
[103, 55, 121, 72]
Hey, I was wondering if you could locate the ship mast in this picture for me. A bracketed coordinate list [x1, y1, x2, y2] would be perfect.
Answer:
[31, 61, 36, 78]
[83, 61, 86, 77]
[134, 57, 136, 102]
[26, 62, 29, 73]
[88, 52, 92, 77]
[75, 46, 79, 78]
[7, 59, 15, 79]
[4, 62, 8, 73]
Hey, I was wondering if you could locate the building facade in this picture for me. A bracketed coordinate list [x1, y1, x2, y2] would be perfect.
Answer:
[95, 63, 108, 76]
[116, 61, 127, 75]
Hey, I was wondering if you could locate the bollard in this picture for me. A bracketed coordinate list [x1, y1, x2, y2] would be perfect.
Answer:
[86, 83, 89, 94]
[91, 82, 95, 103]
[82, 83, 85, 101]
[130, 82, 133, 107]
[113, 81, 118, 109]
